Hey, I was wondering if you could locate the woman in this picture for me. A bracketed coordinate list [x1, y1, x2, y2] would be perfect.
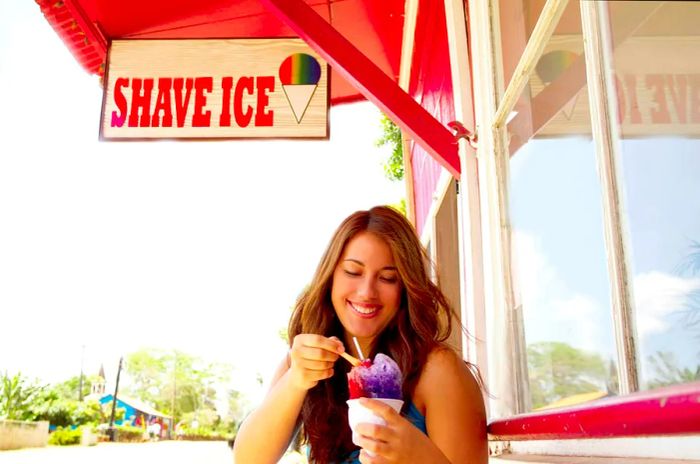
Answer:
[233, 206, 487, 464]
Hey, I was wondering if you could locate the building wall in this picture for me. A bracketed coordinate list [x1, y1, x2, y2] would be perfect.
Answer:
[0, 420, 49, 450]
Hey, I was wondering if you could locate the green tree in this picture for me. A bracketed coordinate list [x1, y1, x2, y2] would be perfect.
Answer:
[647, 351, 700, 389]
[375, 114, 404, 182]
[527, 341, 608, 409]
[28, 379, 104, 427]
[677, 239, 700, 276]
[1, 372, 114, 427]
[279, 327, 289, 344]
[226, 389, 249, 429]
[375, 116, 408, 218]
[100, 402, 125, 423]
[0, 371, 42, 420]
[123, 348, 168, 407]
[53, 375, 98, 401]
[29, 388, 75, 427]
[677, 239, 700, 332]
[388, 198, 407, 216]
[123, 348, 232, 424]
[73, 399, 104, 425]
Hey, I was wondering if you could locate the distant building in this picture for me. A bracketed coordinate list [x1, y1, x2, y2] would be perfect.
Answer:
[90, 364, 106, 398]
[85, 364, 172, 437]
[99, 395, 170, 422]
[99, 394, 171, 437]
[81, 364, 107, 403]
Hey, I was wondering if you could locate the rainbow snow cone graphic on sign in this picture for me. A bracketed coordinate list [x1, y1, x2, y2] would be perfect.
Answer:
[535, 50, 580, 119]
[535, 50, 578, 85]
[279, 53, 321, 123]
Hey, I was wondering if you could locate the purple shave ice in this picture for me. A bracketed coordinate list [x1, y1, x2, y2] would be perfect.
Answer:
[347, 353, 403, 400]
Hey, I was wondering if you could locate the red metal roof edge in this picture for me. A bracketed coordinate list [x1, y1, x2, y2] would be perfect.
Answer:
[36, 0, 106, 76]
[33, 0, 368, 105]
[262, 0, 460, 177]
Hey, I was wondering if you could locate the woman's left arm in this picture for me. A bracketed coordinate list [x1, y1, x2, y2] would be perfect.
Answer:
[355, 348, 488, 464]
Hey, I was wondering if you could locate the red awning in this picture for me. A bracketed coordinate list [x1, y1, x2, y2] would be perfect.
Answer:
[35, 0, 464, 180]
[35, 0, 404, 106]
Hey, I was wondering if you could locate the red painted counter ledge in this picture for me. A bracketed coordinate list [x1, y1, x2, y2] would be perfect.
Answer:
[487, 381, 700, 441]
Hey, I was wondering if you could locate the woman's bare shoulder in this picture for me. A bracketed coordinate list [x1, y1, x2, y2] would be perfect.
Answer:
[413, 346, 488, 462]
[413, 346, 484, 412]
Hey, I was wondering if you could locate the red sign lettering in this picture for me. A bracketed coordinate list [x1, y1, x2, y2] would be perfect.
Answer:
[110, 75, 277, 129]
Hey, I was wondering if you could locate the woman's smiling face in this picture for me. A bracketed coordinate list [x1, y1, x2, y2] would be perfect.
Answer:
[331, 231, 402, 354]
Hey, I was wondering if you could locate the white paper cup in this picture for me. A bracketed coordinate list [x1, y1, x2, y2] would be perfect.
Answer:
[346, 398, 404, 453]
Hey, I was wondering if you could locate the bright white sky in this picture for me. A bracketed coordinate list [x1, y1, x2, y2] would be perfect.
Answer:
[0, 2, 403, 402]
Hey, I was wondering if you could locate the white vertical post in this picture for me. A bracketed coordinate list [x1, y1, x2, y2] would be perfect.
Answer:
[443, 0, 488, 382]
[466, 0, 530, 417]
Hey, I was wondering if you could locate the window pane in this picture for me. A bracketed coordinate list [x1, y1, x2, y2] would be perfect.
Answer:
[507, 9, 618, 411]
[499, 0, 580, 87]
[608, 1, 700, 389]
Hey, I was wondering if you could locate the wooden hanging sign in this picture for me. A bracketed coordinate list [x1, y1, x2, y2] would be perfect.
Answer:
[101, 39, 328, 140]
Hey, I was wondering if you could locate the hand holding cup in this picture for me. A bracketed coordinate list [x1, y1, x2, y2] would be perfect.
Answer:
[345, 353, 404, 455]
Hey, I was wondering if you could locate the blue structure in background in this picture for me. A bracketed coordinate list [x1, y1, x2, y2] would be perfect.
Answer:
[99, 394, 170, 427]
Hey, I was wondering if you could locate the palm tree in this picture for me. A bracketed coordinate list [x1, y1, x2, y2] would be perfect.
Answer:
[647, 351, 700, 389]
[0, 371, 41, 420]
[677, 240, 700, 331]
[677, 240, 700, 276]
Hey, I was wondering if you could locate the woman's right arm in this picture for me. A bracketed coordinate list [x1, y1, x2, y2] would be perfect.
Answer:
[232, 334, 344, 464]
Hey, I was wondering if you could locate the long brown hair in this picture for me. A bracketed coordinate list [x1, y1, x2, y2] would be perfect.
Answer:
[288, 205, 459, 464]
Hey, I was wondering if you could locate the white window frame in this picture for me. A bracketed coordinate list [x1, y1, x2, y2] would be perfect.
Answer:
[443, 0, 489, 385]
[469, 0, 643, 415]
[579, 0, 639, 394]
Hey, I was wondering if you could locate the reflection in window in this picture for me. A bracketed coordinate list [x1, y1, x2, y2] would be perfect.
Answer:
[506, 0, 617, 411]
[609, 1, 700, 390]
[510, 140, 618, 411]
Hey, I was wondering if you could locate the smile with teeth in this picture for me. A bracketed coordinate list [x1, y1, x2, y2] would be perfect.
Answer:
[349, 301, 380, 316]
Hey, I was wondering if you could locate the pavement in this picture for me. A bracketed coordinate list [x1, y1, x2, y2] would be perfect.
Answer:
[0, 441, 233, 464]
[0, 441, 308, 464]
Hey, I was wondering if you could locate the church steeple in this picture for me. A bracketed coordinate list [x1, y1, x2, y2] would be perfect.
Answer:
[91, 364, 106, 396]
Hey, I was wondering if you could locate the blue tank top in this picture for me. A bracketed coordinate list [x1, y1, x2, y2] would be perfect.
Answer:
[335, 402, 427, 464]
